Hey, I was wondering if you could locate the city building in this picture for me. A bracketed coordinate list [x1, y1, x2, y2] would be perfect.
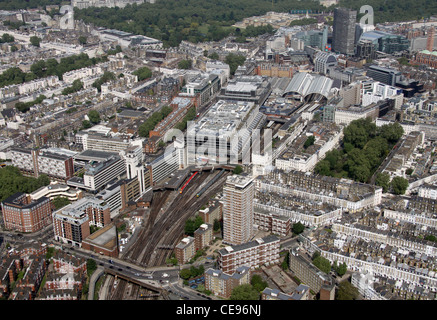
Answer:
[314, 51, 338, 75]
[10, 147, 74, 181]
[288, 248, 333, 294]
[77, 154, 126, 193]
[53, 197, 111, 247]
[194, 223, 213, 251]
[217, 235, 280, 274]
[332, 8, 357, 55]
[179, 73, 220, 108]
[223, 175, 255, 246]
[366, 65, 402, 86]
[30, 183, 83, 202]
[359, 30, 409, 54]
[217, 75, 272, 106]
[186, 100, 265, 165]
[1, 192, 53, 233]
[204, 266, 250, 299]
[174, 236, 195, 264]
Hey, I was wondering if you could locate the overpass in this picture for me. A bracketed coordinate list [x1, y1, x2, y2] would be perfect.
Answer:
[104, 268, 169, 299]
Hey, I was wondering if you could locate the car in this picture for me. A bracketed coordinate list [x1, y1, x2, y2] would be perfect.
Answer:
[162, 273, 169, 278]
[109, 266, 114, 269]
[118, 268, 122, 271]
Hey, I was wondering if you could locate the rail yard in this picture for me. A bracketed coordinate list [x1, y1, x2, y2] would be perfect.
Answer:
[108, 168, 230, 300]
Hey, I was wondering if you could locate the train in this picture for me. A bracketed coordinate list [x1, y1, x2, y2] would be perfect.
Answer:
[180, 171, 198, 194]
[196, 169, 225, 197]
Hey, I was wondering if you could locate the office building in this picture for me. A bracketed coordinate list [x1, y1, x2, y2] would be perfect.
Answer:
[366, 65, 402, 86]
[223, 175, 255, 246]
[313, 52, 338, 75]
[81, 154, 126, 192]
[332, 8, 357, 55]
[359, 30, 409, 54]
[186, 100, 265, 165]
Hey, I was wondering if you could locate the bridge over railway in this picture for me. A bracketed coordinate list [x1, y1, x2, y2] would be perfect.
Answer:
[104, 268, 169, 299]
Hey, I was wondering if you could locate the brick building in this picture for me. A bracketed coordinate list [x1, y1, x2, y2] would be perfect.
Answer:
[205, 266, 250, 299]
[1, 192, 53, 233]
[217, 235, 280, 274]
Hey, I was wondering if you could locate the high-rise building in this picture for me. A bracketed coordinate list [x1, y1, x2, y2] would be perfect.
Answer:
[222, 174, 255, 246]
[332, 8, 357, 56]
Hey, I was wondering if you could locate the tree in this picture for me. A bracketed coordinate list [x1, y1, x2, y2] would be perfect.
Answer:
[313, 255, 331, 274]
[233, 165, 243, 174]
[82, 120, 92, 129]
[52, 196, 71, 210]
[251, 274, 268, 292]
[87, 259, 97, 277]
[179, 268, 192, 280]
[133, 66, 152, 81]
[292, 222, 305, 235]
[208, 52, 219, 60]
[178, 59, 192, 69]
[333, 261, 347, 277]
[225, 53, 245, 75]
[303, 135, 315, 149]
[78, 35, 87, 45]
[30, 36, 41, 47]
[230, 284, 260, 300]
[336, 280, 359, 300]
[391, 176, 408, 195]
[88, 109, 101, 124]
[375, 172, 390, 192]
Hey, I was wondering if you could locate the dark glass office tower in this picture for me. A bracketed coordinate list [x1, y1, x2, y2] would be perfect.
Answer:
[332, 8, 357, 55]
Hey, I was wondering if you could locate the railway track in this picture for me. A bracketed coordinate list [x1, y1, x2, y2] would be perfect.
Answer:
[110, 169, 229, 299]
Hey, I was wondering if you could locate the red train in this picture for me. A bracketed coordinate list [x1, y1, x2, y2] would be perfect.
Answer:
[180, 171, 198, 194]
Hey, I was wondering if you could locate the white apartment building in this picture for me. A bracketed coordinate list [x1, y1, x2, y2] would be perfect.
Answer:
[62, 64, 104, 85]
[275, 129, 343, 172]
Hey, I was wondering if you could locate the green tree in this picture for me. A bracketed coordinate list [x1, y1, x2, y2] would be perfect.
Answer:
[251, 274, 268, 292]
[30, 36, 41, 47]
[208, 52, 219, 60]
[230, 284, 260, 300]
[82, 120, 92, 129]
[78, 35, 87, 45]
[87, 259, 97, 277]
[313, 255, 331, 274]
[233, 165, 243, 174]
[303, 135, 315, 149]
[88, 109, 101, 124]
[178, 59, 192, 69]
[375, 172, 391, 192]
[292, 222, 305, 235]
[179, 268, 192, 280]
[133, 66, 152, 81]
[52, 196, 71, 210]
[391, 176, 408, 195]
[225, 53, 245, 75]
[336, 280, 359, 300]
[333, 261, 347, 277]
